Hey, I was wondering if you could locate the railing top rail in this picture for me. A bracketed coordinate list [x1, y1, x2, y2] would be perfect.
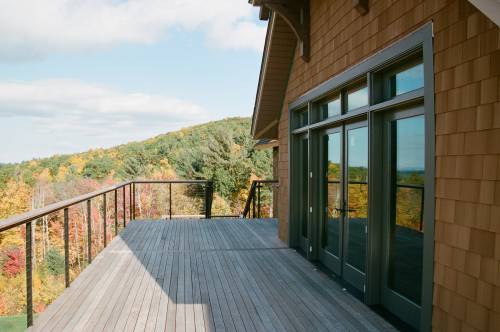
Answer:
[0, 181, 132, 232]
[0, 179, 212, 233]
[133, 180, 210, 184]
[253, 180, 278, 184]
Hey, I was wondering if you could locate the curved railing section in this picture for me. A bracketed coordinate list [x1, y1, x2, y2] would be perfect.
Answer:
[242, 180, 278, 218]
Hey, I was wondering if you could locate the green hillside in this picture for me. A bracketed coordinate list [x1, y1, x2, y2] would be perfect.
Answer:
[0, 117, 272, 217]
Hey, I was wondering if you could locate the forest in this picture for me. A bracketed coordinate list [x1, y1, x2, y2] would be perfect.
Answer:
[0, 117, 272, 330]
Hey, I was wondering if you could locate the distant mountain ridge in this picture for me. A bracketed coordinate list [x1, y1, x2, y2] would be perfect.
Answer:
[0, 117, 272, 206]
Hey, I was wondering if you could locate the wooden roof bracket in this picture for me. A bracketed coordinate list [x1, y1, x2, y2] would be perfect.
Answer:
[353, 0, 369, 15]
[250, 0, 310, 62]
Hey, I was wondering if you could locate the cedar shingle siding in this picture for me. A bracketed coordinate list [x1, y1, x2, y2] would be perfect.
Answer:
[272, 0, 500, 330]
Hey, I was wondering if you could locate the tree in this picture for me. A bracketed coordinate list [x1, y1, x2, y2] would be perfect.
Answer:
[82, 156, 114, 180]
[0, 180, 31, 219]
[2, 248, 25, 277]
[44, 248, 64, 276]
[199, 128, 252, 201]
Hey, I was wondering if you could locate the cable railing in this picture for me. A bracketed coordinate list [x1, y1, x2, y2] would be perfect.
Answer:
[242, 180, 278, 218]
[132, 180, 213, 220]
[0, 179, 213, 329]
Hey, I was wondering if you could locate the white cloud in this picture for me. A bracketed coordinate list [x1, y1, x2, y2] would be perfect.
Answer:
[0, 79, 213, 162]
[0, 0, 266, 61]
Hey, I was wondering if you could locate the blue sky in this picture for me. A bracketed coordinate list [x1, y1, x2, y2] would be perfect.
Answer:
[0, 0, 266, 163]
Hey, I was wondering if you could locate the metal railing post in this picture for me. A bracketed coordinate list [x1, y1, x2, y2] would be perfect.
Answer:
[87, 199, 92, 263]
[129, 184, 133, 220]
[64, 208, 70, 287]
[132, 182, 136, 220]
[122, 186, 126, 228]
[252, 189, 256, 218]
[169, 183, 172, 220]
[26, 221, 33, 328]
[257, 183, 261, 219]
[114, 189, 118, 236]
[205, 181, 213, 219]
[103, 193, 107, 248]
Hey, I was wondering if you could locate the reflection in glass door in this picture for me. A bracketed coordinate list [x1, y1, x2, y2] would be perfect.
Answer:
[343, 125, 368, 290]
[320, 129, 342, 274]
[382, 110, 425, 330]
[319, 123, 368, 292]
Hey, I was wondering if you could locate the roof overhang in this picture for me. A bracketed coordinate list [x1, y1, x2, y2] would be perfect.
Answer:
[254, 139, 279, 150]
[249, 1, 372, 140]
[251, 12, 297, 139]
[468, 0, 500, 26]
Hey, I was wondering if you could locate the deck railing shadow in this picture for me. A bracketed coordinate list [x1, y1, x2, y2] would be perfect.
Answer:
[100, 218, 282, 331]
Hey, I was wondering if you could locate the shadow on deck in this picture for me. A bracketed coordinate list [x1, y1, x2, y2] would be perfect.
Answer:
[29, 219, 395, 332]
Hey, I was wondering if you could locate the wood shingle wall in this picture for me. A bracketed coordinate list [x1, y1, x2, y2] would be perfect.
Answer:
[274, 0, 500, 330]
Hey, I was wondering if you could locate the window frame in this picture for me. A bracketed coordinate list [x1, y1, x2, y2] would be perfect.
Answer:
[379, 53, 424, 102]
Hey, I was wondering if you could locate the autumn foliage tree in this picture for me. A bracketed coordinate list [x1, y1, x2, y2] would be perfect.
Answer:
[2, 249, 25, 277]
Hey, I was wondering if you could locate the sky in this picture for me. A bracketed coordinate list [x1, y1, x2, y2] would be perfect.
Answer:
[0, 0, 266, 163]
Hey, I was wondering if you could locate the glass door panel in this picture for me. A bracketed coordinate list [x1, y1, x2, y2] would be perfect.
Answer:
[345, 126, 368, 273]
[318, 122, 367, 292]
[323, 131, 342, 257]
[382, 109, 425, 330]
[388, 115, 425, 305]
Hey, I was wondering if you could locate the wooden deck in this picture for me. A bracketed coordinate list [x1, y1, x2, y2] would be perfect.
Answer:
[30, 219, 395, 332]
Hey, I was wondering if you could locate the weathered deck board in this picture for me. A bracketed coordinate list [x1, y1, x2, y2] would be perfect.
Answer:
[29, 219, 395, 332]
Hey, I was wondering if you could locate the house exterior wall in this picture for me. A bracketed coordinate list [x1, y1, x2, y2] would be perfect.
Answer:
[275, 0, 500, 330]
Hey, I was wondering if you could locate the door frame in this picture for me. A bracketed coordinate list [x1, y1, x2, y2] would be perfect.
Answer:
[318, 126, 344, 275]
[290, 130, 311, 255]
[342, 121, 368, 292]
[380, 105, 425, 330]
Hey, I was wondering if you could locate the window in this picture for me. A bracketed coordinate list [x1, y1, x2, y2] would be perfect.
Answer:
[320, 96, 341, 120]
[388, 114, 425, 305]
[294, 108, 308, 128]
[389, 62, 424, 98]
[346, 84, 368, 112]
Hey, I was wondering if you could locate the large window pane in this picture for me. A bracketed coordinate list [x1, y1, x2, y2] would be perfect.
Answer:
[324, 132, 341, 256]
[321, 97, 341, 120]
[346, 126, 368, 272]
[388, 115, 425, 305]
[295, 109, 308, 128]
[347, 85, 368, 111]
[390, 63, 424, 98]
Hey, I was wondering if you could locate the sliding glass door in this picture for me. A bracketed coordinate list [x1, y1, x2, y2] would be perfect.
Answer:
[319, 122, 368, 292]
[381, 107, 425, 330]
[320, 128, 343, 274]
[343, 123, 368, 290]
